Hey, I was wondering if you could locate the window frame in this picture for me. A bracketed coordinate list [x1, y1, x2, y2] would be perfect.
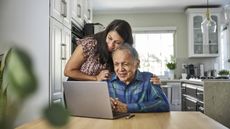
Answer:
[132, 26, 177, 78]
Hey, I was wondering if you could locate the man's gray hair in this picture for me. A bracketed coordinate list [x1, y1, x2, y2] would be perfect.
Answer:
[112, 43, 139, 61]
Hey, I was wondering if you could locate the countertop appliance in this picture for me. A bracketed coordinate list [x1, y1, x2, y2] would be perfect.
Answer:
[83, 23, 104, 36]
[71, 22, 83, 53]
[185, 64, 197, 79]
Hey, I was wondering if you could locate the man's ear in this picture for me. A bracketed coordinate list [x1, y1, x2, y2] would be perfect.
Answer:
[136, 59, 140, 68]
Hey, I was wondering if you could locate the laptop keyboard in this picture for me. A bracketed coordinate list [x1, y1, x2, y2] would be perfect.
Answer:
[112, 111, 130, 118]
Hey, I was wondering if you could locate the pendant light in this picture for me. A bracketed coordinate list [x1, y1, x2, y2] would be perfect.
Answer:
[201, 0, 217, 33]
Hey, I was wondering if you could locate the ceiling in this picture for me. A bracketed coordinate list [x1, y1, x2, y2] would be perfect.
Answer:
[90, 0, 230, 13]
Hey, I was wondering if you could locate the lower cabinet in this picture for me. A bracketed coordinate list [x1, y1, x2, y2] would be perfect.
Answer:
[162, 82, 181, 111]
[181, 82, 204, 113]
[50, 18, 71, 104]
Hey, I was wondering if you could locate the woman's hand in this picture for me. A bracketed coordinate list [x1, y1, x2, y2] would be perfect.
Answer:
[96, 70, 111, 81]
[150, 75, 161, 85]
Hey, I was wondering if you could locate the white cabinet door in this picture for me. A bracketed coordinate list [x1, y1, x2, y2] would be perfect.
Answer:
[61, 26, 71, 82]
[50, 18, 71, 104]
[186, 8, 221, 58]
[71, 0, 84, 28]
[50, 0, 71, 29]
[83, 0, 93, 23]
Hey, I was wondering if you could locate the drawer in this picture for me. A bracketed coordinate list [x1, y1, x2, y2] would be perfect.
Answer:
[185, 96, 197, 111]
[185, 84, 197, 98]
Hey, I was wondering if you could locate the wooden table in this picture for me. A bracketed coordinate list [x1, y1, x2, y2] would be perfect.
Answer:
[16, 112, 228, 129]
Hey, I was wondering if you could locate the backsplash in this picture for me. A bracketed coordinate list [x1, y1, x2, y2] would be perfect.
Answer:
[175, 57, 220, 79]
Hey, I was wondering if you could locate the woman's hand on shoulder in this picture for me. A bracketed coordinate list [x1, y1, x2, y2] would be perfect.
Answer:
[95, 70, 111, 81]
[150, 75, 161, 85]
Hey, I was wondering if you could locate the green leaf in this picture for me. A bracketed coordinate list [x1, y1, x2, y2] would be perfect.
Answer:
[166, 62, 176, 70]
[43, 103, 69, 127]
[0, 49, 12, 96]
[0, 49, 11, 72]
[5, 48, 37, 99]
[218, 70, 229, 75]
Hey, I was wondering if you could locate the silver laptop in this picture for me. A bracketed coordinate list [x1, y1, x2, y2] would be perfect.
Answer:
[63, 81, 130, 119]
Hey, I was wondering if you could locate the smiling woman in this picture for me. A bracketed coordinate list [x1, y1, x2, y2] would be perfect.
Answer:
[64, 19, 134, 81]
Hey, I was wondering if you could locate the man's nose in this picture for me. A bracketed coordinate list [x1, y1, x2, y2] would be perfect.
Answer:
[118, 64, 124, 71]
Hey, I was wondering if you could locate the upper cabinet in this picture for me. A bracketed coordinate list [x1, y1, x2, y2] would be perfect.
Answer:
[50, 0, 71, 29]
[83, 0, 93, 23]
[71, 0, 93, 29]
[186, 8, 221, 58]
[71, 0, 84, 28]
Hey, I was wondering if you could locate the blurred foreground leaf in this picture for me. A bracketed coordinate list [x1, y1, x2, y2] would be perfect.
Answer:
[0, 47, 37, 129]
[6, 48, 37, 99]
[43, 103, 69, 127]
[1, 47, 69, 128]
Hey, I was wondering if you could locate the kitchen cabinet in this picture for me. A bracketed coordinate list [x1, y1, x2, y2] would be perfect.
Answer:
[50, 0, 71, 29]
[83, 0, 93, 23]
[50, 18, 71, 104]
[71, 0, 92, 28]
[181, 81, 204, 113]
[204, 80, 230, 128]
[71, 0, 84, 28]
[186, 8, 221, 58]
[50, 0, 92, 104]
[50, 0, 72, 104]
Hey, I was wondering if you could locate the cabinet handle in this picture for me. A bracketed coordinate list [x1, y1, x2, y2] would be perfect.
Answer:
[187, 106, 195, 110]
[77, 4, 81, 18]
[186, 97, 197, 103]
[198, 106, 204, 111]
[196, 92, 203, 95]
[87, 9, 91, 20]
[61, 0, 67, 17]
[61, 44, 66, 60]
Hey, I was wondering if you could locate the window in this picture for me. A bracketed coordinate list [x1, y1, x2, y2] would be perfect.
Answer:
[133, 28, 175, 76]
[220, 27, 230, 70]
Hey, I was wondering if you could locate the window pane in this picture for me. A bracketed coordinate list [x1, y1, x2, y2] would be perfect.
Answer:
[133, 32, 174, 76]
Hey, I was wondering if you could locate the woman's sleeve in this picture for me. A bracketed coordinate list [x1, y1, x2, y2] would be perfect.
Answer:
[77, 37, 97, 58]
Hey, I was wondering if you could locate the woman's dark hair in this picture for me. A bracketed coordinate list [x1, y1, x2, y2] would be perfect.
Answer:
[93, 19, 133, 72]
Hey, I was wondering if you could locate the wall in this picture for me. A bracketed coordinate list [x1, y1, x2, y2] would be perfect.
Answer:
[93, 12, 218, 79]
[0, 0, 50, 126]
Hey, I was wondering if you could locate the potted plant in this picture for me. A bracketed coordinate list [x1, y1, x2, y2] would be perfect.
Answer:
[166, 62, 176, 70]
[218, 69, 229, 77]
[166, 56, 176, 80]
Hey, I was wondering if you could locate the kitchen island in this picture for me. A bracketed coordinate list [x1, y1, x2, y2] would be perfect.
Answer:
[204, 80, 230, 128]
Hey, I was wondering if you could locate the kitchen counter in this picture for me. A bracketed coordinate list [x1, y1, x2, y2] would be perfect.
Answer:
[161, 79, 203, 86]
[181, 79, 203, 86]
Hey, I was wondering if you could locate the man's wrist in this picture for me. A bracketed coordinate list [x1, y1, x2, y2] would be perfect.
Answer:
[127, 103, 139, 112]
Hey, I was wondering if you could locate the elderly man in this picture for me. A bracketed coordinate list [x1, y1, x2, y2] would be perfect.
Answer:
[108, 44, 169, 113]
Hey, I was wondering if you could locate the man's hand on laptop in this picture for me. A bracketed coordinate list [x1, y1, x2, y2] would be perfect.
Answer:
[110, 98, 127, 113]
